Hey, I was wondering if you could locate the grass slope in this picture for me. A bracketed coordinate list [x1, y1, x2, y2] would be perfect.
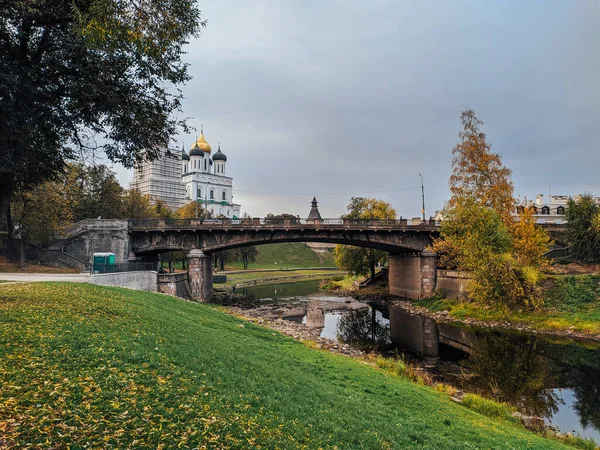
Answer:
[0, 283, 574, 449]
[220, 269, 342, 288]
[227, 242, 335, 269]
[416, 275, 600, 336]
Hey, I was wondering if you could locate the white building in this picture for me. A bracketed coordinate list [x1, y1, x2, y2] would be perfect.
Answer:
[130, 147, 187, 211]
[182, 132, 241, 218]
[132, 130, 242, 217]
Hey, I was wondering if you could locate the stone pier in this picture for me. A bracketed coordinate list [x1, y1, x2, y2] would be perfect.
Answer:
[388, 251, 437, 299]
[187, 249, 213, 302]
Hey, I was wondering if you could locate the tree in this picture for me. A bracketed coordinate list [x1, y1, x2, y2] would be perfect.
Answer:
[433, 108, 550, 309]
[11, 179, 74, 245]
[122, 189, 156, 220]
[0, 0, 205, 226]
[448, 108, 515, 225]
[152, 200, 174, 219]
[334, 198, 396, 280]
[235, 246, 258, 270]
[565, 195, 600, 263]
[176, 201, 210, 219]
[73, 164, 124, 220]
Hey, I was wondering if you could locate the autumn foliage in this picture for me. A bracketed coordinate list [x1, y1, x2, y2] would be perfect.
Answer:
[433, 109, 550, 309]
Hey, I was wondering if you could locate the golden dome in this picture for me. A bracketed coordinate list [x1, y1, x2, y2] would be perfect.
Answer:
[191, 133, 212, 154]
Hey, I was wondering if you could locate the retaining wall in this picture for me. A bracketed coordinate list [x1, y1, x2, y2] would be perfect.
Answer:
[157, 273, 191, 299]
[435, 270, 472, 300]
[91, 271, 157, 292]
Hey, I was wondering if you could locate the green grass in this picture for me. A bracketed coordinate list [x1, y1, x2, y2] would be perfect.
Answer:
[0, 283, 576, 449]
[416, 275, 600, 336]
[321, 274, 362, 291]
[226, 242, 336, 269]
[219, 268, 343, 288]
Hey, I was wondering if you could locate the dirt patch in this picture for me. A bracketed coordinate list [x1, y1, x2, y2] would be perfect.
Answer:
[549, 262, 600, 275]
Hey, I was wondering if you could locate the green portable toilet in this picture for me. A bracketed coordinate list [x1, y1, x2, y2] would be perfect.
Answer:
[92, 252, 116, 272]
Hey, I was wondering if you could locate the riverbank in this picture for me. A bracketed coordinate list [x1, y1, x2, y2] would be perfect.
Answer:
[322, 273, 600, 341]
[413, 274, 600, 340]
[217, 268, 343, 288]
[0, 282, 583, 449]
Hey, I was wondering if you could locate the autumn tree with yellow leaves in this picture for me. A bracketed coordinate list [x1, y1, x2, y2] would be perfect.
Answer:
[433, 108, 550, 309]
[334, 198, 397, 281]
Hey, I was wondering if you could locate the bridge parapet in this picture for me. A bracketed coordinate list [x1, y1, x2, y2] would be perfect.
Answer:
[128, 218, 441, 231]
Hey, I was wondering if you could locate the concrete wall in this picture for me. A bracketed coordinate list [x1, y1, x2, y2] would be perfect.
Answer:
[1, 238, 86, 270]
[91, 271, 158, 292]
[388, 252, 437, 299]
[436, 270, 472, 300]
[51, 219, 130, 265]
[157, 273, 191, 299]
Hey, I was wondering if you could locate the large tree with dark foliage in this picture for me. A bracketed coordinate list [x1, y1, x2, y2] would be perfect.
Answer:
[565, 195, 600, 263]
[0, 0, 205, 228]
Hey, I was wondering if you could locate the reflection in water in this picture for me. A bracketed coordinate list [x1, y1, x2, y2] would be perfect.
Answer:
[305, 301, 325, 328]
[460, 331, 600, 443]
[336, 308, 390, 350]
[461, 333, 560, 418]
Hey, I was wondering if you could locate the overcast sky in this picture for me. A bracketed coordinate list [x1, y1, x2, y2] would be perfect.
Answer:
[113, 0, 599, 218]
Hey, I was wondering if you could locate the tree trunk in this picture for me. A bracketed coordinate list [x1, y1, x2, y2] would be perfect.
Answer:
[6, 203, 14, 262]
[0, 172, 14, 230]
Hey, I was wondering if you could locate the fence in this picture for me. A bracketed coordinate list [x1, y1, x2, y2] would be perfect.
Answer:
[92, 262, 156, 274]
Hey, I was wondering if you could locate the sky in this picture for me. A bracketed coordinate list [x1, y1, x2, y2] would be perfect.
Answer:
[112, 0, 600, 218]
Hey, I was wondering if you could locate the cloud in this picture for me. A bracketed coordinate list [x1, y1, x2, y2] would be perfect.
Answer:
[115, 0, 599, 218]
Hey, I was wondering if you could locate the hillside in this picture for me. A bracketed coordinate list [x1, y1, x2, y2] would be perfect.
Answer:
[227, 242, 336, 269]
[0, 283, 575, 449]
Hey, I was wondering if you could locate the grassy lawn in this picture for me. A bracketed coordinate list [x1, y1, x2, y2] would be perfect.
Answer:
[219, 268, 343, 288]
[416, 275, 600, 336]
[0, 283, 578, 449]
[226, 242, 336, 270]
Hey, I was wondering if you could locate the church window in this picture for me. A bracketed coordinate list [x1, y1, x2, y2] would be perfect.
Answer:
[222, 191, 226, 200]
[204, 159, 207, 170]
[210, 189, 214, 199]
[557, 206, 565, 215]
[227, 210, 230, 216]
[197, 187, 202, 199]
[541, 206, 550, 215]
[193, 160, 196, 169]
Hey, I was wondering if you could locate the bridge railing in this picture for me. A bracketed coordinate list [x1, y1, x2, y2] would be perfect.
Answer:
[128, 218, 441, 230]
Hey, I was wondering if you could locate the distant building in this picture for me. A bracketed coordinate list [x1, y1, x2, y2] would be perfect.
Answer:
[520, 194, 568, 224]
[131, 128, 242, 217]
[130, 147, 187, 211]
[432, 193, 599, 224]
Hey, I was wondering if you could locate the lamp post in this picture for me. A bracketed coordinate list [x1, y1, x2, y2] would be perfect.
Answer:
[419, 173, 425, 222]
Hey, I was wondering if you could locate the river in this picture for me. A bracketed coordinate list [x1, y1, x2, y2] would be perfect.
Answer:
[238, 279, 600, 445]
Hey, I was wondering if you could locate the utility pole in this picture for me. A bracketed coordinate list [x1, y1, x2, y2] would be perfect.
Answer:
[419, 173, 425, 222]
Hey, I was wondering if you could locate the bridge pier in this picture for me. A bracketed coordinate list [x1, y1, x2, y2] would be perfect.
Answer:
[187, 249, 213, 302]
[388, 251, 437, 300]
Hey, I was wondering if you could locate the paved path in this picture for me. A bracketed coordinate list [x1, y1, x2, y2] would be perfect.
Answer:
[0, 273, 91, 283]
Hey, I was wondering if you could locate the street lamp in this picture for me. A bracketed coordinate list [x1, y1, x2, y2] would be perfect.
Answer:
[419, 173, 425, 222]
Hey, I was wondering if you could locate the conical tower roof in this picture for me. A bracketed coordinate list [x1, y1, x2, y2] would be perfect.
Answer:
[307, 197, 322, 220]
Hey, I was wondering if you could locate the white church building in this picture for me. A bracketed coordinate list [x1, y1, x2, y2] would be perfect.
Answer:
[131, 129, 242, 218]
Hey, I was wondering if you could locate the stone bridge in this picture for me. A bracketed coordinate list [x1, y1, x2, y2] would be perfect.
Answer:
[53, 218, 441, 302]
[128, 217, 440, 302]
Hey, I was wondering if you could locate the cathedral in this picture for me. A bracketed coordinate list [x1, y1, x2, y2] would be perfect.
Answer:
[131, 129, 242, 218]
